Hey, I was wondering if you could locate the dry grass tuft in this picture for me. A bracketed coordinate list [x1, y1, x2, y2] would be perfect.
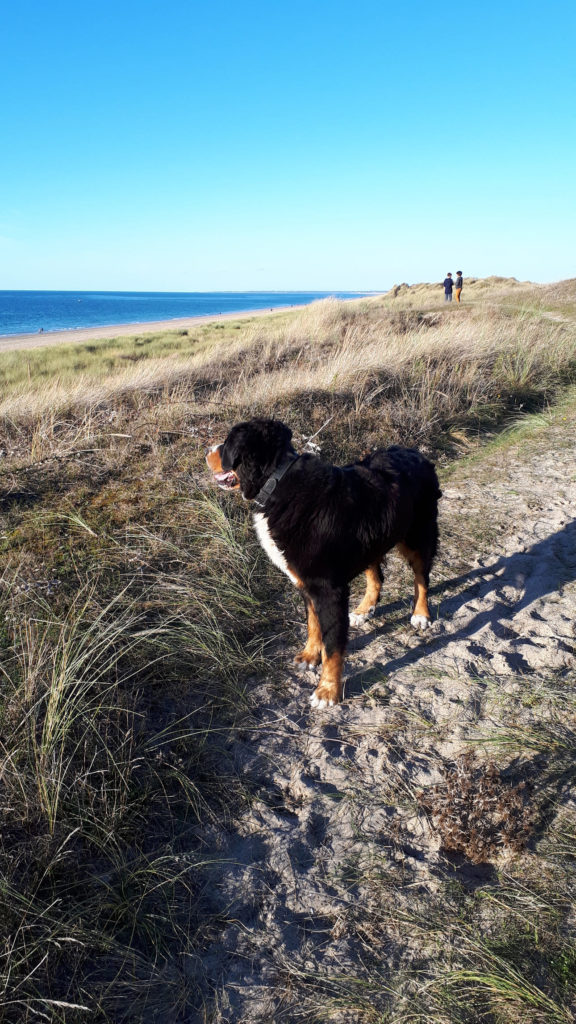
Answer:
[418, 752, 537, 863]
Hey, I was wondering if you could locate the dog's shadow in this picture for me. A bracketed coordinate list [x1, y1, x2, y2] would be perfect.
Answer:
[346, 518, 576, 697]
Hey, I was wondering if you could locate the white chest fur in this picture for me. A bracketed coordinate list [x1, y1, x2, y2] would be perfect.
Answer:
[253, 512, 299, 585]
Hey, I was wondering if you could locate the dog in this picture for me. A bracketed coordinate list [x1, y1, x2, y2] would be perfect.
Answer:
[207, 418, 441, 708]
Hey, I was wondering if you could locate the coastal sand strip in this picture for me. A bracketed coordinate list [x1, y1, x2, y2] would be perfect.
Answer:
[0, 304, 299, 354]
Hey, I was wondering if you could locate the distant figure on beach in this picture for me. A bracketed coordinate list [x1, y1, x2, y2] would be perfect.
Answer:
[443, 273, 454, 302]
[38, 327, 44, 332]
[455, 271, 463, 303]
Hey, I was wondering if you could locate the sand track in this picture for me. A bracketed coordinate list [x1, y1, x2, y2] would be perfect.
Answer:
[195, 420, 576, 1023]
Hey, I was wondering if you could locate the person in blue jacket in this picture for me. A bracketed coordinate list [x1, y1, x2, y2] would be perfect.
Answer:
[443, 273, 454, 302]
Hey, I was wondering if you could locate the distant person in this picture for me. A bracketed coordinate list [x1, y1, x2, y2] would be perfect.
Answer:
[454, 271, 463, 303]
[443, 273, 454, 302]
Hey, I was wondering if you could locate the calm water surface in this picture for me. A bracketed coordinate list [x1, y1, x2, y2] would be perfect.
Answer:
[0, 291, 375, 337]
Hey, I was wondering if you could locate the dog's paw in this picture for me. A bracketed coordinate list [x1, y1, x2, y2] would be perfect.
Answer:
[310, 684, 342, 709]
[349, 605, 375, 627]
[310, 691, 335, 709]
[410, 614, 431, 631]
[294, 659, 319, 677]
[294, 650, 321, 669]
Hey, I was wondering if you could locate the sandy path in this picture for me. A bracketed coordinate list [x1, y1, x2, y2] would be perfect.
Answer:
[0, 304, 297, 354]
[194, 417, 576, 1022]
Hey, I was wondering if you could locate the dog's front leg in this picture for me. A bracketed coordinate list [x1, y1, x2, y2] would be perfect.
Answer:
[306, 582, 349, 708]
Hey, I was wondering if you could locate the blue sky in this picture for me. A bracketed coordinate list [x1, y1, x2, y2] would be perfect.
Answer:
[1, 0, 575, 290]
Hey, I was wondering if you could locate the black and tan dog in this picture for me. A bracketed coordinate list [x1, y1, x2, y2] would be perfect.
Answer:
[207, 418, 441, 708]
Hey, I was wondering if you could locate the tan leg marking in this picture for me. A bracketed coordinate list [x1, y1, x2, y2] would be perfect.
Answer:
[397, 542, 431, 628]
[350, 563, 381, 623]
[290, 575, 322, 667]
[294, 598, 322, 667]
[311, 650, 344, 707]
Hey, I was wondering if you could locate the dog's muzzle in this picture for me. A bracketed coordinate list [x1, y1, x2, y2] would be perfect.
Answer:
[206, 444, 239, 490]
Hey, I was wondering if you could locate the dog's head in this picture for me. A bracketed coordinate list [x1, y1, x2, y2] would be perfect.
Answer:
[206, 418, 294, 500]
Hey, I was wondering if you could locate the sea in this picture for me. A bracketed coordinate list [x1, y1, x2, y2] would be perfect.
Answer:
[0, 290, 375, 337]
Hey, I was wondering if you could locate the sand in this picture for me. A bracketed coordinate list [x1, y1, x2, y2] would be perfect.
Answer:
[195, 417, 576, 1021]
[0, 304, 297, 354]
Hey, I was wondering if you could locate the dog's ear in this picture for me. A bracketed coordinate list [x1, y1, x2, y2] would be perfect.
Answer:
[240, 420, 294, 498]
[235, 455, 261, 499]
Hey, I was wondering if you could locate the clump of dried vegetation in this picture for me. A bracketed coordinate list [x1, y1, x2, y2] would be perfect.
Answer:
[1, 277, 575, 1021]
[418, 752, 537, 862]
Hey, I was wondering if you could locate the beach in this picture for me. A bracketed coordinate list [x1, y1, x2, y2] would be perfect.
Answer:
[0, 303, 297, 354]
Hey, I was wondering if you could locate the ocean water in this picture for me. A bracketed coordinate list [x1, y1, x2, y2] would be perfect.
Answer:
[0, 290, 374, 337]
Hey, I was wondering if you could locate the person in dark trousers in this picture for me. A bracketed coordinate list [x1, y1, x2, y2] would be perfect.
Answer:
[454, 271, 463, 303]
[443, 273, 454, 302]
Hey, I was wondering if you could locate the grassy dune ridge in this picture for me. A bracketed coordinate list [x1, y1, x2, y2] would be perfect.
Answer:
[2, 278, 575, 460]
[0, 278, 575, 1021]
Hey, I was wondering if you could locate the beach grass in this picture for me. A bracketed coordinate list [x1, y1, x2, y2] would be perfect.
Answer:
[1, 277, 575, 1020]
[1, 280, 575, 457]
[0, 313, 283, 393]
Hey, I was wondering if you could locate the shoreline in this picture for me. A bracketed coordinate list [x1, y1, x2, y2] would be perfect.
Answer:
[0, 302, 317, 354]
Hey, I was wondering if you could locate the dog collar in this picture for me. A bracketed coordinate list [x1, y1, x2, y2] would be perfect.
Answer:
[252, 453, 299, 509]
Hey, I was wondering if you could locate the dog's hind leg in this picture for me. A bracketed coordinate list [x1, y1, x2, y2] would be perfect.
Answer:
[294, 595, 322, 668]
[306, 582, 349, 707]
[396, 542, 433, 631]
[350, 563, 383, 626]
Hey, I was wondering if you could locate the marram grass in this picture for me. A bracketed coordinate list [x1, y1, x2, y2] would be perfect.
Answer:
[1, 278, 576, 1021]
